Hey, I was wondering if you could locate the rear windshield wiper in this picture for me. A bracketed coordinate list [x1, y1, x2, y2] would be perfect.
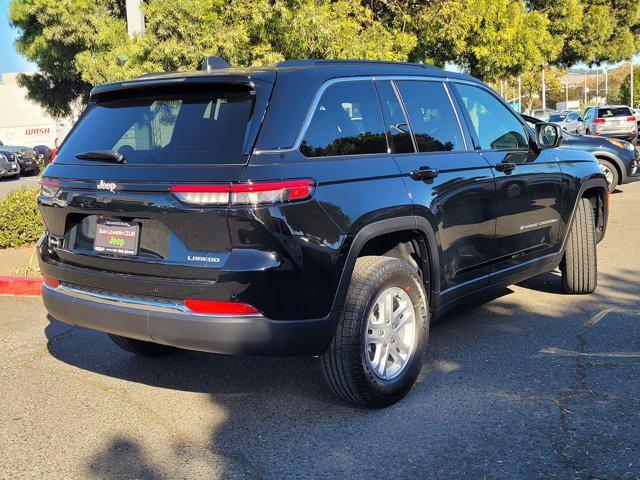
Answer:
[75, 150, 126, 164]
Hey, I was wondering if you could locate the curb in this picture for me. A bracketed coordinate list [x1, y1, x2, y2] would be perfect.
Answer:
[0, 276, 43, 296]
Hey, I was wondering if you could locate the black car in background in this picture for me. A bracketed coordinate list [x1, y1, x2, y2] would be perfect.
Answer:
[523, 114, 640, 192]
[0, 140, 39, 176]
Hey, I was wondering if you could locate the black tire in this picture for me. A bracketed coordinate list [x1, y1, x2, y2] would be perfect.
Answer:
[108, 334, 177, 357]
[320, 256, 429, 408]
[597, 159, 618, 193]
[561, 198, 597, 294]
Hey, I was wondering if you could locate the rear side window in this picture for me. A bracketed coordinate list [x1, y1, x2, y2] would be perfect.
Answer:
[456, 84, 529, 150]
[300, 81, 388, 157]
[58, 90, 253, 165]
[394, 81, 464, 152]
[597, 107, 633, 118]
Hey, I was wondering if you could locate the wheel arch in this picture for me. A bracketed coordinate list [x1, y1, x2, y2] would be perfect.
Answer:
[330, 216, 440, 313]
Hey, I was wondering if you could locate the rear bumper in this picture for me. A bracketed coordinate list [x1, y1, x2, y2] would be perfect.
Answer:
[43, 283, 338, 356]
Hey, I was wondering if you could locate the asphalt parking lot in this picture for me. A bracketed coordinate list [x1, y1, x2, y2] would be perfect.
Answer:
[1, 184, 639, 479]
[0, 175, 39, 198]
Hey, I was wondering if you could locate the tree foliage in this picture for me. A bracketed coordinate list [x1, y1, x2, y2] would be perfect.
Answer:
[8, 0, 640, 116]
[619, 66, 640, 108]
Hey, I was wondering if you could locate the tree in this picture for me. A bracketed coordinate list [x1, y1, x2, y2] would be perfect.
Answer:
[527, 0, 640, 67]
[405, 0, 561, 81]
[9, 0, 416, 116]
[619, 66, 640, 108]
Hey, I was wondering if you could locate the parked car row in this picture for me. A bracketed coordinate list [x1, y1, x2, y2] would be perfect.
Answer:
[525, 111, 640, 192]
[0, 139, 47, 179]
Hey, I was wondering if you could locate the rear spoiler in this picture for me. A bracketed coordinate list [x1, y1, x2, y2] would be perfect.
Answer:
[89, 75, 271, 101]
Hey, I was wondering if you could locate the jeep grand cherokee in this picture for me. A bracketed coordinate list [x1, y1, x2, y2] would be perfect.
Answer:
[37, 59, 608, 407]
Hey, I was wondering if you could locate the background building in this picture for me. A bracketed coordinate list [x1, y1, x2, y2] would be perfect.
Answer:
[0, 72, 72, 147]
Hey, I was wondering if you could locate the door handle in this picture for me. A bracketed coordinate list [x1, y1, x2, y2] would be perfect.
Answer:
[494, 160, 516, 173]
[410, 166, 439, 181]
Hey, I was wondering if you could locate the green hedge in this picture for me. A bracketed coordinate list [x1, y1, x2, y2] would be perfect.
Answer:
[0, 188, 44, 248]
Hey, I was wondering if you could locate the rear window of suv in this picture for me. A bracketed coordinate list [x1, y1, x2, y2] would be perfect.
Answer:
[597, 107, 633, 118]
[58, 90, 253, 165]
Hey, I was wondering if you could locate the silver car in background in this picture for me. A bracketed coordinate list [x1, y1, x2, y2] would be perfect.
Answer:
[548, 111, 583, 134]
[581, 105, 638, 145]
[0, 151, 20, 178]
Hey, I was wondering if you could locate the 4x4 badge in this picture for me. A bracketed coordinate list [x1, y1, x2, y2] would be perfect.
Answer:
[97, 180, 118, 192]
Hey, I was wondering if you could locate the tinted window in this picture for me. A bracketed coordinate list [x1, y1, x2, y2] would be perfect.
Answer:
[300, 81, 387, 157]
[548, 114, 566, 122]
[456, 84, 529, 150]
[376, 81, 414, 154]
[567, 112, 580, 121]
[59, 91, 253, 165]
[395, 81, 464, 152]
[597, 107, 633, 118]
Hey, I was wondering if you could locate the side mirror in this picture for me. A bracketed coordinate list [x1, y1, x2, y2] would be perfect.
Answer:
[577, 117, 583, 122]
[535, 123, 563, 149]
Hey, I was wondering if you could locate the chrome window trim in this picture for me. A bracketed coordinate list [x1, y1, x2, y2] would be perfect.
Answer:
[253, 74, 453, 155]
[388, 80, 418, 153]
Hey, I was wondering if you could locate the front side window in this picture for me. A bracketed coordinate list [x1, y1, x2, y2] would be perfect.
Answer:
[300, 81, 387, 157]
[395, 81, 465, 152]
[456, 84, 529, 150]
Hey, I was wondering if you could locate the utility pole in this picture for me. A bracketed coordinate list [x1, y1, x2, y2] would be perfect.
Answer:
[542, 67, 546, 111]
[126, 0, 145, 37]
[584, 73, 587, 106]
[596, 69, 599, 101]
[605, 67, 608, 102]
[565, 75, 569, 103]
[518, 76, 522, 112]
[632, 60, 635, 108]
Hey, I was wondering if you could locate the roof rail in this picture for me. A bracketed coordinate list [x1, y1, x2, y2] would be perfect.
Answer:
[274, 59, 440, 70]
[202, 56, 231, 71]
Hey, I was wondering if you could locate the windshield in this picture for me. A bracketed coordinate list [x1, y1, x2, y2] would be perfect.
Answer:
[598, 107, 633, 118]
[58, 90, 254, 165]
[548, 114, 566, 122]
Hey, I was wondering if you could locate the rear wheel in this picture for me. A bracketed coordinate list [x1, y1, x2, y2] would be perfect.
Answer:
[320, 256, 429, 408]
[109, 334, 177, 357]
[597, 159, 618, 193]
[561, 198, 597, 294]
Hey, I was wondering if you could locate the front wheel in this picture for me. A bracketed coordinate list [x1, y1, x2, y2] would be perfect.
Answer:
[597, 159, 618, 193]
[320, 256, 429, 408]
[561, 198, 597, 294]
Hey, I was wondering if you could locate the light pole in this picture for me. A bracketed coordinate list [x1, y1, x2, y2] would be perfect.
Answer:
[605, 67, 608, 102]
[518, 76, 522, 112]
[632, 60, 635, 108]
[565, 75, 569, 103]
[542, 67, 546, 111]
[584, 73, 587, 106]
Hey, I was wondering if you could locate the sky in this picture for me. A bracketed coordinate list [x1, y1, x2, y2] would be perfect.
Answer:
[0, 0, 35, 73]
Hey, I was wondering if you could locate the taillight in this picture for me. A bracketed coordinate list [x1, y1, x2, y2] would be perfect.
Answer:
[38, 178, 60, 197]
[50, 149, 57, 163]
[184, 299, 260, 316]
[170, 179, 316, 206]
[627, 117, 636, 122]
[593, 118, 606, 124]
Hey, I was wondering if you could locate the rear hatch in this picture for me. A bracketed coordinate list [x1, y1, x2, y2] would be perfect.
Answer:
[38, 73, 274, 293]
[595, 106, 637, 134]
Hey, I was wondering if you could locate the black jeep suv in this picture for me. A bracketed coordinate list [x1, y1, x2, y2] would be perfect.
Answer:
[37, 59, 608, 407]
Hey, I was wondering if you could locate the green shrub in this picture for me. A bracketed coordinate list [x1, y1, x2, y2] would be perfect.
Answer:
[0, 188, 43, 248]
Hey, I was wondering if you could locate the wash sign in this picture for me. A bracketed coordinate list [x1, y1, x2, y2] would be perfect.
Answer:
[0, 123, 56, 147]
